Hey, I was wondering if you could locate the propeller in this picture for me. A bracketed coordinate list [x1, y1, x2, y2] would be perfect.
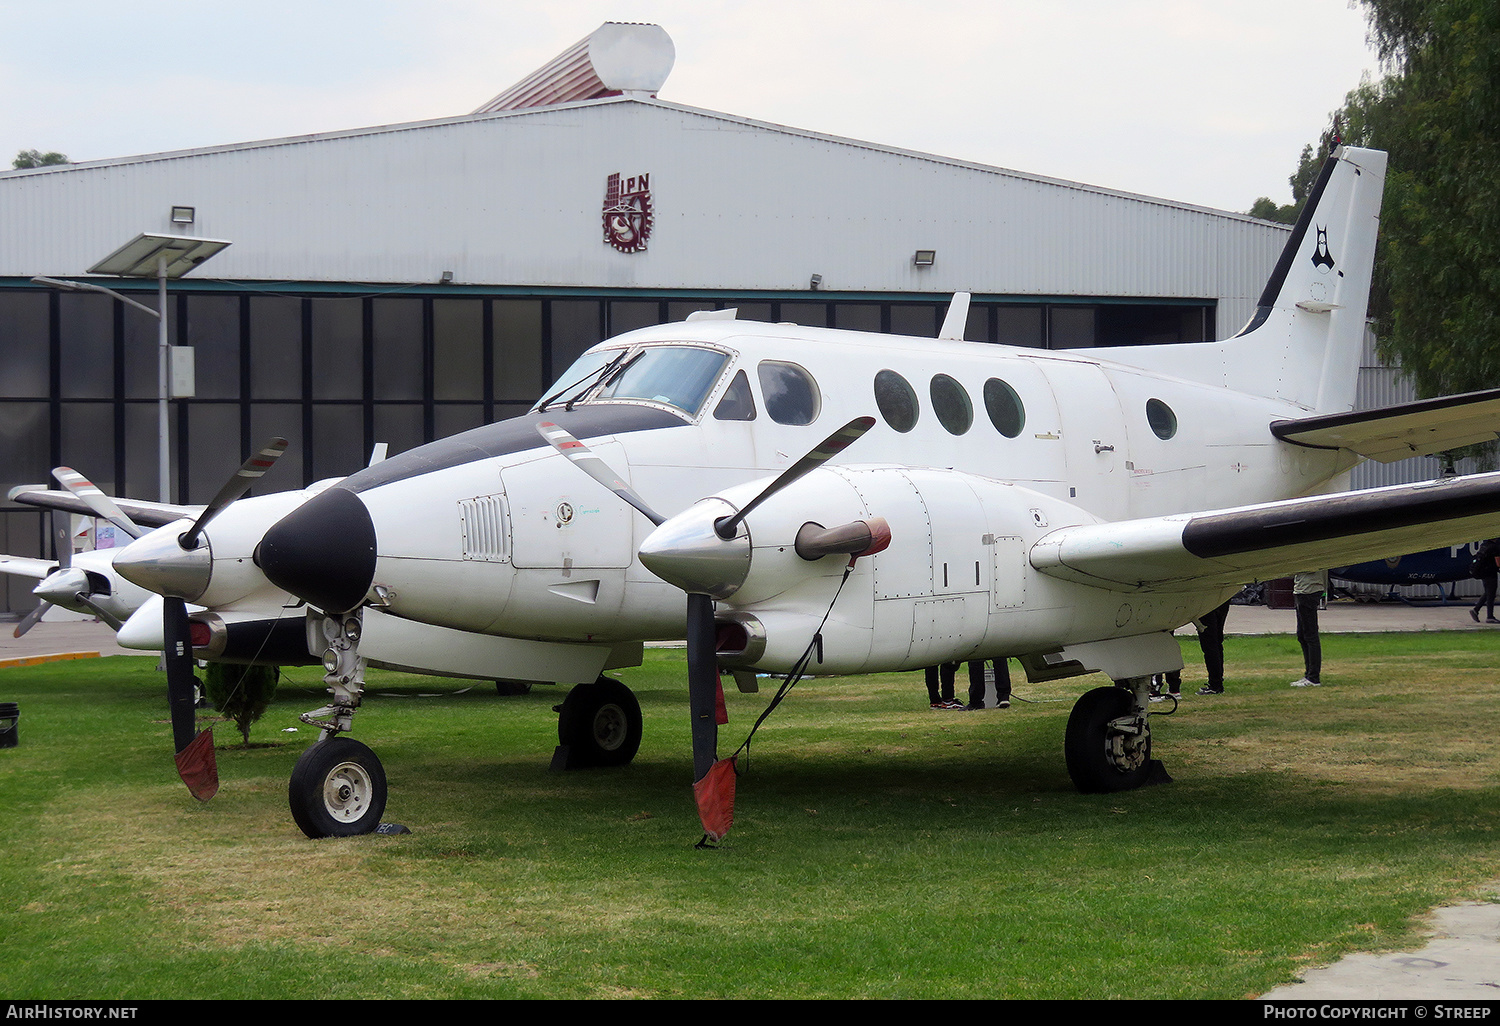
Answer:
[51, 468, 147, 539]
[97, 437, 289, 801]
[16, 489, 98, 638]
[536, 417, 878, 842]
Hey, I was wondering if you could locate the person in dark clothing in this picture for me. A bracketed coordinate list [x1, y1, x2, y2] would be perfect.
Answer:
[925, 661, 964, 709]
[1291, 570, 1327, 687]
[966, 658, 1012, 710]
[1150, 599, 1233, 699]
[1471, 539, 1500, 624]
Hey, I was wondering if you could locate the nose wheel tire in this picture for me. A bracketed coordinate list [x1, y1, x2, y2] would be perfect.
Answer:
[289, 736, 388, 838]
[557, 677, 642, 767]
[1064, 685, 1152, 794]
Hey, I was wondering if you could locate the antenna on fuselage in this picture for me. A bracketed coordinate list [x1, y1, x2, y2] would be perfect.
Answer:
[938, 292, 971, 340]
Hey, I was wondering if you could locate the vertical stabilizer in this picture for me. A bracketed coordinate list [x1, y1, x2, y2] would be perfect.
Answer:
[1103, 146, 1386, 415]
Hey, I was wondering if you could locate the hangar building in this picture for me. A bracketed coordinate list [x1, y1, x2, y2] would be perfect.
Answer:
[0, 22, 1321, 612]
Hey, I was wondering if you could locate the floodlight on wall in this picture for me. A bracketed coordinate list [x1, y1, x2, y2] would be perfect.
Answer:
[170, 206, 195, 225]
[913, 250, 937, 267]
[440, 270, 454, 284]
[809, 273, 823, 290]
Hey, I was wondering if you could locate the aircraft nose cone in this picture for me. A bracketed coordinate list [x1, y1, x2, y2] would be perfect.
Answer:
[255, 486, 377, 614]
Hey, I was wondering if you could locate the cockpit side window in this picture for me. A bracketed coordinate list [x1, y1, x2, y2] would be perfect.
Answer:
[713, 369, 757, 421]
[757, 360, 821, 426]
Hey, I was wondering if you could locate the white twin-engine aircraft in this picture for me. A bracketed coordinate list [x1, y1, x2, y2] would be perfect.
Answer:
[86, 145, 1500, 839]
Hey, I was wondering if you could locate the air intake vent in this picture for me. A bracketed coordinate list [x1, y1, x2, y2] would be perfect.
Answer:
[459, 494, 510, 561]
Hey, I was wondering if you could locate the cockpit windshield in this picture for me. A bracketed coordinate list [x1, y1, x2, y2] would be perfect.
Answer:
[534, 344, 731, 417]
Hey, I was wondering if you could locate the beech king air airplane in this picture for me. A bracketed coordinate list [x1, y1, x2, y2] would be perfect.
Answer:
[88, 145, 1500, 839]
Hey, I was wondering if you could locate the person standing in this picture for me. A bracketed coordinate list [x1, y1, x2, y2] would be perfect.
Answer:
[966, 658, 1012, 710]
[1471, 539, 1500, 624]
[1194, 599, 1232, 695]
[1291, 571, 1327, 688]
[925, 662, 964, 709]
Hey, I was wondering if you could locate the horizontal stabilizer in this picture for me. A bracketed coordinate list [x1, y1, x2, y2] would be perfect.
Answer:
[1032, 472, 1500, 591]
[6, 487, 201, 529]
[1271, 388, 1500, 463]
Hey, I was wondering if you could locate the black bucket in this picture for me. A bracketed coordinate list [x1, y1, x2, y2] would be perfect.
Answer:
[0, 702, 17, 748]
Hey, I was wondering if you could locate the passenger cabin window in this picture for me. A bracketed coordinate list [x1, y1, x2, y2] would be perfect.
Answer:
[874, 369, 919, 433]
[713, 369, 757, 421]
[930, 374, 972, 435]
[1146, 398, 1178, 440]
[983, 378, 1025, 438]
[757, 360, 820, 425]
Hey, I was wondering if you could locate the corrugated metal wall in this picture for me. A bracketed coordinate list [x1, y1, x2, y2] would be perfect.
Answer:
[0, 97, 1286, 329]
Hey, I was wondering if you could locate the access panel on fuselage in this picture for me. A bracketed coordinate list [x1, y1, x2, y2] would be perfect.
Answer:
[501, 443, 636, 570]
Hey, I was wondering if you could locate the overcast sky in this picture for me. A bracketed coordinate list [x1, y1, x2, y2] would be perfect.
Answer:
[1, 1, 1382, 213]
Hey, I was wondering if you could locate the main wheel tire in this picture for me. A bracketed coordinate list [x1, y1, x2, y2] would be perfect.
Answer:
[1064, 685, 1151, 794]
[288, 736, 388, 838]
[557, 677, 642, 767]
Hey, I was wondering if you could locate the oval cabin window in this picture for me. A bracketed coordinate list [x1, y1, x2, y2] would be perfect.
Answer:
[983, 378, 1026, 438]
[1146, 398, 1178, 440]
[930, 374, 973, 435]
[874, 369, 920, 433]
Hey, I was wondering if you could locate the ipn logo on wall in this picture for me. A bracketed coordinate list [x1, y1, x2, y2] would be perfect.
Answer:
[603, 172, 653, 254]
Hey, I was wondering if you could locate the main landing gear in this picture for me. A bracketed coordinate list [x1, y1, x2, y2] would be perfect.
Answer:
[554, 676, 643, 768]
[1063, 679, 1162, 793]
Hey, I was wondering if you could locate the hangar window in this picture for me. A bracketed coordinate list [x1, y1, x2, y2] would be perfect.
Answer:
[757, 361, 820, 425]
[983, 378, 1026, 438]
[713, 369, 757, 421]
[930, 374, 972, 435]
[874, 369, 919, 433]
[1146, 398, 1178, 440]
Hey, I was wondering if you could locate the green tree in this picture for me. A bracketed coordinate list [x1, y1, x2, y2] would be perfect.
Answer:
[11, 149, 69, 169]
[1343, 0, 1500, 398]
[202, 663, 280, 744]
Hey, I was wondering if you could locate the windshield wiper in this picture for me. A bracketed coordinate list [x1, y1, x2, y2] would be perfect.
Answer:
[536, 350, 633, 413]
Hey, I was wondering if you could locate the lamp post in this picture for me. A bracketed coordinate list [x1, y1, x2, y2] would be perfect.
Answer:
[32, 233, 230, 504]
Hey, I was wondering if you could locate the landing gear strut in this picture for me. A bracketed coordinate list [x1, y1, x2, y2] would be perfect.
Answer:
[290, 610, 389, 838]
[1064, 681, 1156, 793]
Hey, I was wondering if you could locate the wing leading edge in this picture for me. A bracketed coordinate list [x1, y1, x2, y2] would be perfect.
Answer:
[1032, 472, 1500, 591]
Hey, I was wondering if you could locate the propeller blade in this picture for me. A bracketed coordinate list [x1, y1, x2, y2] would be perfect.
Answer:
[75, 594, 124, 632]
[686, 592, 720, 782]
[51, 468, 145, 540]
[535, 421, 668, 526]
[713, 416, 875, 539]
[51, 510, 72, 570]
[163, 595, 218, 801]
[179, 437, 289, 551]
[13, 601, 50, 638]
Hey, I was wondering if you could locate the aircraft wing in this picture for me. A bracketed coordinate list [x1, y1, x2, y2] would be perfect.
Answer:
[1271, 388, 1500, 463]
[1032, 472, 1500, 591]
[0, 555, 57, 580]
[5, 487, 202, 529]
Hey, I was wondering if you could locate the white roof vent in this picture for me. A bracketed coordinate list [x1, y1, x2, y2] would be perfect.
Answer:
[473, 22, 675, 114]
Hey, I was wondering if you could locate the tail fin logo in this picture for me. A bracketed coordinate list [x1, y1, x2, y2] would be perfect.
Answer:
[1311, 226, 1336, 273]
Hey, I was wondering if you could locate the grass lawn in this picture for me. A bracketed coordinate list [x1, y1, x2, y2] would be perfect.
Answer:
[2, 629, 1499, 999]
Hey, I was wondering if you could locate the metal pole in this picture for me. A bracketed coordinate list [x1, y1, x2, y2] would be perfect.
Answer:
[157, 256, 170, 504]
